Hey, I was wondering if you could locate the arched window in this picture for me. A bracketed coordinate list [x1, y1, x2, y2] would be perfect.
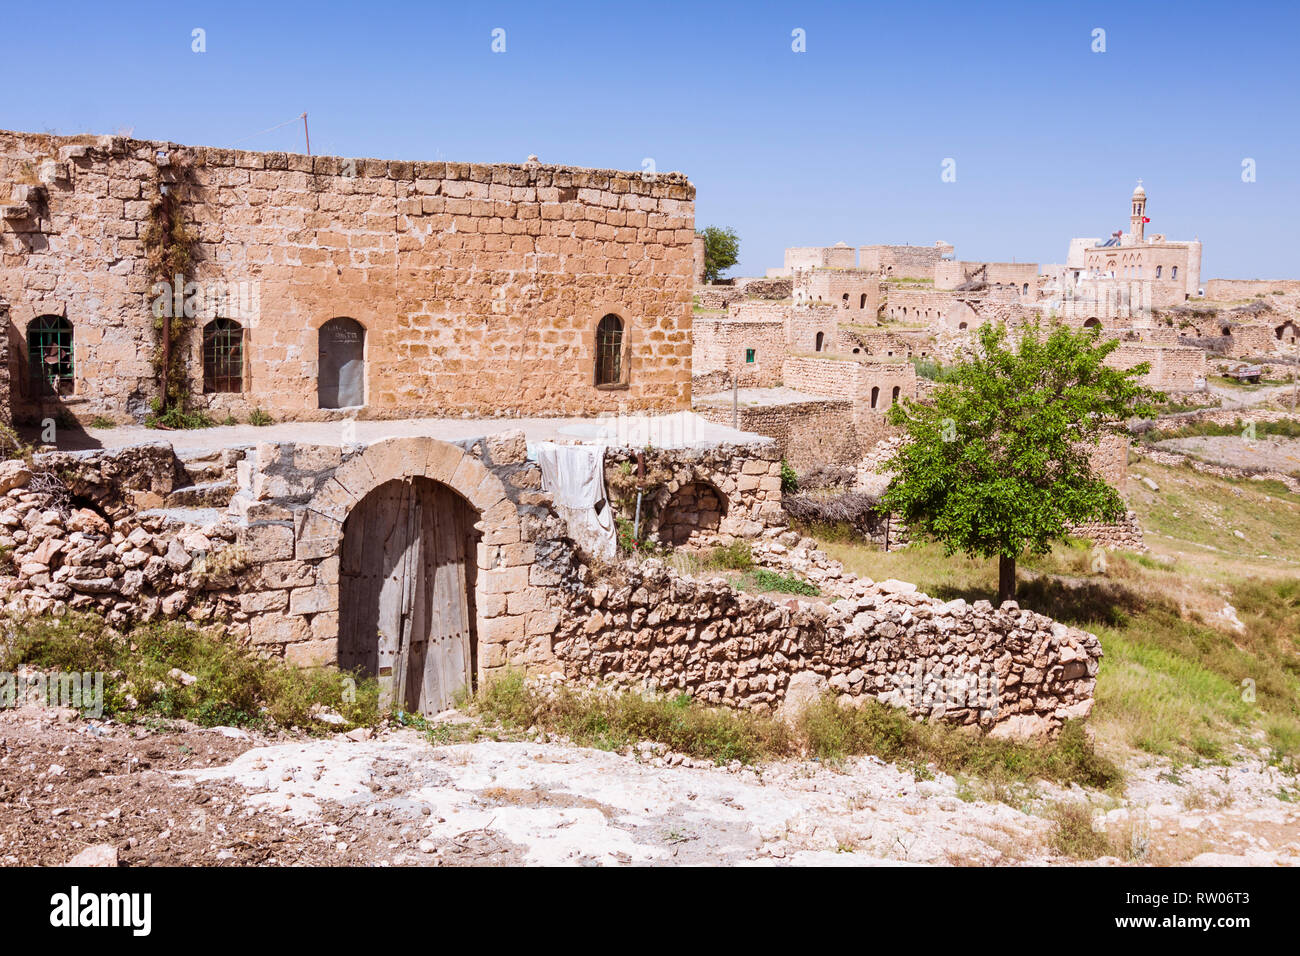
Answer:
[860, 293, 868, 309]
[814, 331, 824, 352]
[595, 313, 625, 387]
[891, 385, 901, 404]
[870, 386, 880, 409]
[27, 315, 73, 396]
[1171, 266, 1177, 279]
[1155, 265, 1162, 278]
[1022, 283, 1029, 295]
[203, 318, 244, 393]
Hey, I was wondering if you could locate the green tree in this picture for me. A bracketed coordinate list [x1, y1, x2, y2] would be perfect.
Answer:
[700, 226, 739, 284]
[881, 322, 1160, 603]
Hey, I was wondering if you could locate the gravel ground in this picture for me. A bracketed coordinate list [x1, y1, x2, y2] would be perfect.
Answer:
[3, 704, 1297, 867]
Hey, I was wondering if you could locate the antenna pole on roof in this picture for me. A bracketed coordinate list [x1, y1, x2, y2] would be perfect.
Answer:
[302, 113, 310, 156]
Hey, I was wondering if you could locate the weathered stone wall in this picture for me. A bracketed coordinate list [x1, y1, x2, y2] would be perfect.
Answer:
[858, 243, 953, 279]
[603, 442, 784, 544]
[793, 269, 881, 319]
[691, 317, 786, 386]
[0, 128, 694, 424]
[784, 245, 856, 272]
[694, 399, 860, 471]
[1067, 511, 1145, 552]
[0, 303, 10, 427]
[782, 355, 916, 412]
[934, 260, 1038, 296]
[1203, 279, 1300, 300]
[550, 552, 1102, 737]
[1105, 343, 1206, 391]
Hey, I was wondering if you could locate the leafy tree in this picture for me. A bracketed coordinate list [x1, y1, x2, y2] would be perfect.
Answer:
[881, 322, 1161, 603]
[700, 226, 739, 284]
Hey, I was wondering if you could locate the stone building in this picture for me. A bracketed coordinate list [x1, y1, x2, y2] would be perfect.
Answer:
[773, 242, 856, 276]
[0, 129, 695, 425]
[1056, 183, 1202, 319]
[858, 241, 954, 279]
[792, 268, 882, 319]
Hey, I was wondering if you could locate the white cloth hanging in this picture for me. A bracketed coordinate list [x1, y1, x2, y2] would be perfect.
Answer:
[532, 442, 617, 561]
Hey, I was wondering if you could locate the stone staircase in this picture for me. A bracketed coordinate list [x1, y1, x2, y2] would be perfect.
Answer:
[161, 446, 248, 511]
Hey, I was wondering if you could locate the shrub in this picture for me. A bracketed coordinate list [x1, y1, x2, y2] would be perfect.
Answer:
[1047, 801, 1112, 859]
[248, 408, 275, 427]
[780, 459, 799, 493]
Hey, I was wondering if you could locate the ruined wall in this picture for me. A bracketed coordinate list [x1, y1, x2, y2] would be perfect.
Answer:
[1203, 279, 1300, 300]
[858, 243, 953, 279]
[602, 442, 784, 545]
[784, 245, 856, 271]
[550, 558, 1102, 737]
[1068, 511, 1145, 552]
[0, 129, 694, 424]
[934, 261, 1038, 297]
[0, 304, 9, 427]
[1105, 343, 1206, 391]
[694, 399, 860, 471]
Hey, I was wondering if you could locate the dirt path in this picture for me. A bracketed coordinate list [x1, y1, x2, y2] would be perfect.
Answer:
[2, 706, 1296, 867]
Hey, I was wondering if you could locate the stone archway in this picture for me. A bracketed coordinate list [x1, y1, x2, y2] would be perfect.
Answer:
[294, 436, 529, 687]
[339, 476, 480, 715]
[657, 481, 727, 546]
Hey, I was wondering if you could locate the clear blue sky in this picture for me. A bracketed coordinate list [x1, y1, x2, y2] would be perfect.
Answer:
[4, 0, 1296, 280]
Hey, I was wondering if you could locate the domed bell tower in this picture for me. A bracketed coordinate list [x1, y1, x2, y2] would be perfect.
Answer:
[1130, 180, 1147, 243]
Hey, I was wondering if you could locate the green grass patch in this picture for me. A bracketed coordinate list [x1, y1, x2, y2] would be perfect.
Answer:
[1, 613, 380, 732]
[742, 567, 821, 596]
[461, 672, 1119, 789]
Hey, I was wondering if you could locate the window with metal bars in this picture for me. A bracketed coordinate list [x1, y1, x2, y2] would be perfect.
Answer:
[203, 318, 244, 393]
[27, 315, 73, 397]
[595, 313, 624, 387]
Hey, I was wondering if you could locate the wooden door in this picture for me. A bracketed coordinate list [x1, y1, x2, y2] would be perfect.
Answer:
[339, 478, 476, 715]
[318, 317, 365, 409]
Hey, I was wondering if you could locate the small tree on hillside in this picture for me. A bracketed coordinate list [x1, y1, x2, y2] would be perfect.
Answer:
[881, 322, 1161, 603]
[700, 226, 739, 283]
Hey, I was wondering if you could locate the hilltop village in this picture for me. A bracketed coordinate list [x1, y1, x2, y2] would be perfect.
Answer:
[0, 130, 1295, 725]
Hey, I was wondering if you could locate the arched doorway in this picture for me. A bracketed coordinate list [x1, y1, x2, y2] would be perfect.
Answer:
[657, 481, 726, 547]
[338, 477, 479, 715]
[318, 317, 365, 408]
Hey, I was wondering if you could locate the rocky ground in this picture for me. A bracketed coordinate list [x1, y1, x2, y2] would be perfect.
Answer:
[2, 703, 1296, 867]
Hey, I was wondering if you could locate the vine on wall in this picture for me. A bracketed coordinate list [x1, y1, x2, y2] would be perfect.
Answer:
[141, 150, 204, 427]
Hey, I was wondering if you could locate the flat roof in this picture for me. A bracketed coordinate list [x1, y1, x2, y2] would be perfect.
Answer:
[45, 413, 773, 455]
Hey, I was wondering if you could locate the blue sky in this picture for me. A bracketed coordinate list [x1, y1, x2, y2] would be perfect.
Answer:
[3, 0, 1296, 279]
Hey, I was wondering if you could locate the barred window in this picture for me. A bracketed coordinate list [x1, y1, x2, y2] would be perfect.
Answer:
[27, 315, 73, 397]
[203, 318, 244, 393]
[595, 313, 624, 387]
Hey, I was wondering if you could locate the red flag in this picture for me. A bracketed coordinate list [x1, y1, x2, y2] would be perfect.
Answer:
[1143, 216, 1150, 223]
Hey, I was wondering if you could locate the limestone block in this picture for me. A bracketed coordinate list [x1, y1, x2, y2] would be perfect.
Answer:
[237, 521, 295, 561]
[285, 639, 338, 667]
